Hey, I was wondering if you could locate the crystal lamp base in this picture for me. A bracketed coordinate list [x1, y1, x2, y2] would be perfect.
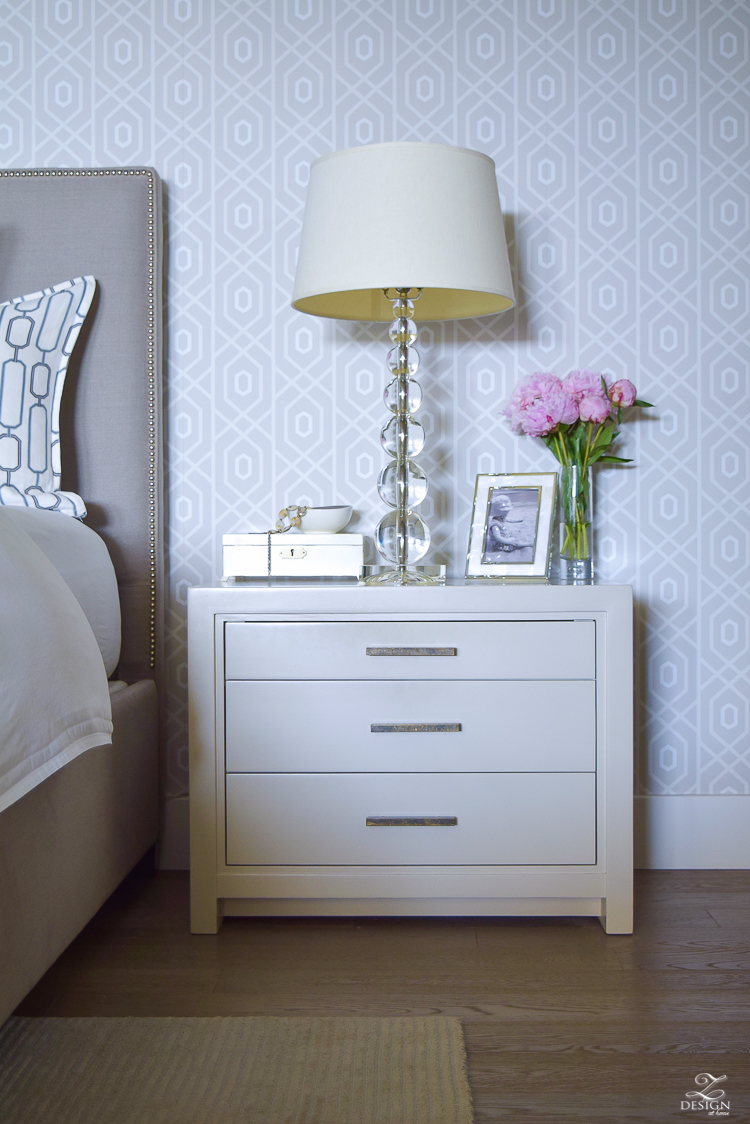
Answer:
[364, 566, 441, 586]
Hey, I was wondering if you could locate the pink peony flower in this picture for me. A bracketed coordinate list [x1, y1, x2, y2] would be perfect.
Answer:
[506, 409, 531, 434]
[502, 372, 560, 414]
[521, 402, 561, 437]
[579, 394, 612, 424]
[556, 389, 580, 425]
[562, 369, 608, 403]
[609, 379, 637, 407]
[501, 373, 579, 436]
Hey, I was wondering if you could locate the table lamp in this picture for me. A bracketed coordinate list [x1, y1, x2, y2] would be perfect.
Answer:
[292, 141, 515, 585]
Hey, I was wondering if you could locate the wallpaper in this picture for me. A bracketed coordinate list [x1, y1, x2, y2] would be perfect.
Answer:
[0, 0, 747, 799]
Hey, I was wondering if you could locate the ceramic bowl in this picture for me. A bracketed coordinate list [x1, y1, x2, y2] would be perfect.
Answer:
[299, 505, 353, 533]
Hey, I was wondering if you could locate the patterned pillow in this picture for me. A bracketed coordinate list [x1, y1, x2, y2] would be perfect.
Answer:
[0, 276, 96, 518]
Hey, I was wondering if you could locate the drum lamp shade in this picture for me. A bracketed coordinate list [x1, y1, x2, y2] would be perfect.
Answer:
[291, 141, 515, 322]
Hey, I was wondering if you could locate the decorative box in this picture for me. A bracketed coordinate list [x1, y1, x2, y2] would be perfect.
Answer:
[222, 532, 364, 579]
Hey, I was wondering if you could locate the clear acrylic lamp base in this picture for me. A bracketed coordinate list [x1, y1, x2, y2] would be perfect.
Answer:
[368, 289, 440, 587]
[364, 566, 441, 586]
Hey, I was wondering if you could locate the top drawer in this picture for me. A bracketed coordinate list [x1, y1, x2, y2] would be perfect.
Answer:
[224, 620, 595, 680]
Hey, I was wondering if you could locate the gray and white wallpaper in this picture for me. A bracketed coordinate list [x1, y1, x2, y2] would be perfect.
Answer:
[1, 0, 748, 801]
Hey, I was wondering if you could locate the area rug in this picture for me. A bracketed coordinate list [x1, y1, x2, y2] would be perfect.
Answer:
[0, 1015, 473, 1124]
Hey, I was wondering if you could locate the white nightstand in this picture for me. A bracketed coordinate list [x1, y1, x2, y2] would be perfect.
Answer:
[188, 581, 633, 934]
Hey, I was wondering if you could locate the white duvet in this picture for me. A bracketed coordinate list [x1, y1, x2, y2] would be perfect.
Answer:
[0, 508, 113, 813]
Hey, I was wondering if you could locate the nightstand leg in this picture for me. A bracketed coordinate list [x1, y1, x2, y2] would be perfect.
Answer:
[190, 880, 222, 934]
[599, 895, 633, 934]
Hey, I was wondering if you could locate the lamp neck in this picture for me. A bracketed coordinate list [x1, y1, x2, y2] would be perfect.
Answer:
[389, 288, 418, 576]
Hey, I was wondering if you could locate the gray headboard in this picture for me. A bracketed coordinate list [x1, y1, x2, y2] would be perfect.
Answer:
[0, 168, 164, 684]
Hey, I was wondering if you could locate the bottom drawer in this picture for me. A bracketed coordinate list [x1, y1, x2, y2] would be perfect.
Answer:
[225, 773, 596, 866]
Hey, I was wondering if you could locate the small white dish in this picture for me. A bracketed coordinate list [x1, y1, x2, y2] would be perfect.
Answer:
[299, 505, 353, 533]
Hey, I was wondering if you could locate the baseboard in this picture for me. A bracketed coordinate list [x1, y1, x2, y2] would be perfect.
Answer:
[635, 794, 750, 869]
[157, 795, 190, 870]
[159, 792, 750, 872]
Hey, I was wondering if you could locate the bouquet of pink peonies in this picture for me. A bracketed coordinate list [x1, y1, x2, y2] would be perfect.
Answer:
[502, 370, 652, 573]
[502, 369, 651, 469]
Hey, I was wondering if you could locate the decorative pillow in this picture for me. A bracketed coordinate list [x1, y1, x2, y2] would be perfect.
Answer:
[0, 275, 96, 517]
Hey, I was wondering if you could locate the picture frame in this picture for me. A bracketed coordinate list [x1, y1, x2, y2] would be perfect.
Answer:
[465, 472, 557, 580]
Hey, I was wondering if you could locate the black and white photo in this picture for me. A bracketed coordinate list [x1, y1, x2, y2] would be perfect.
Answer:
[466, 473, 557, 579]
[482, 487, 541, 564]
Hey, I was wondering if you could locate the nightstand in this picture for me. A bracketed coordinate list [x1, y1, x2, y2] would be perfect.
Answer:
[188, 581, 633, 934]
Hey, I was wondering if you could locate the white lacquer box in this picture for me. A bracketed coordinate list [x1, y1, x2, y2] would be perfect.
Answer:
[222, 532, 364, 579]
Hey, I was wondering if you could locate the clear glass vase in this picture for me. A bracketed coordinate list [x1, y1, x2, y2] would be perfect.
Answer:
[559, 464, 593, 583]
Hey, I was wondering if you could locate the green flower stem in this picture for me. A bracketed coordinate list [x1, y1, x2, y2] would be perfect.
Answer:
[559, 463, 591, 563]
[552, 431, 569, 466]
[582, 423, 599, 469]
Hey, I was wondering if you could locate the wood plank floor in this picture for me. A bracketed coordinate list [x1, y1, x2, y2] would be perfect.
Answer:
[15, 869, 750, 1122]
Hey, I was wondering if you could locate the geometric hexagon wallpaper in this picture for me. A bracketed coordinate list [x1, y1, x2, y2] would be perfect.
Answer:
[1, 1, 748, 805]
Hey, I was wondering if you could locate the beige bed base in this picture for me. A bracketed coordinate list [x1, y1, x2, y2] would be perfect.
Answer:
[0, 684, 158, 1018]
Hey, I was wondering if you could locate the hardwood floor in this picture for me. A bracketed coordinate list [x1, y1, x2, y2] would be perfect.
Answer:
[15, 868, 750, 1122]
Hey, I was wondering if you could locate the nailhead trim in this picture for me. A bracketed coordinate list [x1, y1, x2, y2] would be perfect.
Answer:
[0, 167, 160, 668]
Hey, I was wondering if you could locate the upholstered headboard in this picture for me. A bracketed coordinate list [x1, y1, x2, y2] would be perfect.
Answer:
[0, 168, 164, 683]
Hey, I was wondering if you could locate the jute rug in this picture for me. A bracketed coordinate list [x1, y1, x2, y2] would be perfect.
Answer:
[0, 1015, 473, 1124]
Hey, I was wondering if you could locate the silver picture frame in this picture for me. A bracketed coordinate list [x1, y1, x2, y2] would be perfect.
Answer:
[465, 472, 557, 580]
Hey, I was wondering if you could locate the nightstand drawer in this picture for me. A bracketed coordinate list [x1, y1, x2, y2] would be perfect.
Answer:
[225, 679, 596, 772]
[224, 620, 595, 681]
[225, 773, 596, 866]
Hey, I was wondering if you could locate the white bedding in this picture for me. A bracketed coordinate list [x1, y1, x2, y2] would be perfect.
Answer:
[0, 508, 113, 814]
[0, 507, 121, 676]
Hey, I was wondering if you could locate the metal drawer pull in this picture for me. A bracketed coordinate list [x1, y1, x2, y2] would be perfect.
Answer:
[366, 647, 457, 657]
[370, 723, 461, 733]
[366, 816, 458, 827]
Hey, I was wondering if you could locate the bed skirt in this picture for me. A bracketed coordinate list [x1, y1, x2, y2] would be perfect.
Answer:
[0, 680, 158, 1023]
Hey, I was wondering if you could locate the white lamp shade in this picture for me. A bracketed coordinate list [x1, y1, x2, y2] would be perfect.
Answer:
[292, 141, 515, 322]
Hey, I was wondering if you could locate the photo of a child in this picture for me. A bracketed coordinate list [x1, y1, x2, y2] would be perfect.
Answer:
[481, 487, 541, 564]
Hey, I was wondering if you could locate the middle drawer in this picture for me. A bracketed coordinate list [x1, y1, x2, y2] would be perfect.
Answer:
[225, 679, 596, 772]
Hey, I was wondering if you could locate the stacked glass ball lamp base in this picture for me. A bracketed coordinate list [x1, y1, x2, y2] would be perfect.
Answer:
[365, 289, 440, 587]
